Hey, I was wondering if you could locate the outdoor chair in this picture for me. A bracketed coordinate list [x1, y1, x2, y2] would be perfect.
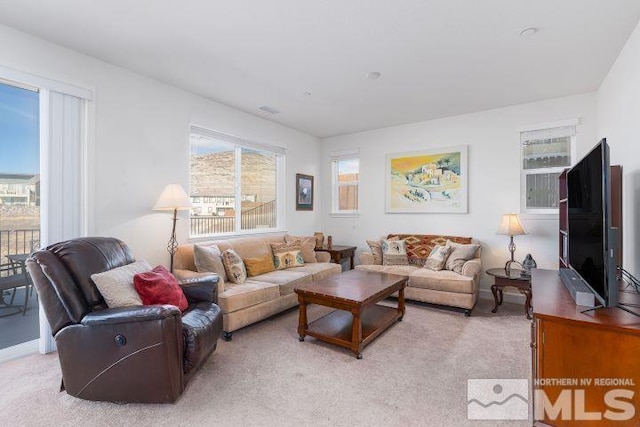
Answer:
[0, 261, 30, 317]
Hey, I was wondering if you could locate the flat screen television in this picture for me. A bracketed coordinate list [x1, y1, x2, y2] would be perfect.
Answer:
[563, 138, 618, 307]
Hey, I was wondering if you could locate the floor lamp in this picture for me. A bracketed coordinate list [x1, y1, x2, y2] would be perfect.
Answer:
[153, 184, 192, 273]
[497, 213, 527, 274]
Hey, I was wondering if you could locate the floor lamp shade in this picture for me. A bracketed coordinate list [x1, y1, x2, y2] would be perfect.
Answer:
[153, 184, 192, 272]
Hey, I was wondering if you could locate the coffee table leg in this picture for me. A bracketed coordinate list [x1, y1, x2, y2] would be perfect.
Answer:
[298, 299, 308, 341]
[397, 285, 406, 321]
[351, 309, 363, 359]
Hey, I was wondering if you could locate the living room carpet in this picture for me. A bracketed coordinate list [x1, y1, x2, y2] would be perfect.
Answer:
[0, 298, 531, 427]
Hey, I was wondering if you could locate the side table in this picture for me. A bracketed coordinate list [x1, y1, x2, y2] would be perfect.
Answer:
[485, 268, 532, 319]
[315, 245, 357, 270]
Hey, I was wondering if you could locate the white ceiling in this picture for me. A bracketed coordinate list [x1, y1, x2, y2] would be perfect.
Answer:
[1, 0, 639, 138]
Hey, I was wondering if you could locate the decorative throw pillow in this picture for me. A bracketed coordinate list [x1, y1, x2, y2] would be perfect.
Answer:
[423, 245, 452, 271]
[366, 239, 384, 265]
[284, 235, 317, 263]
[381, 239, 409, 266]
[244, 253, 276, 276]
[133, 265, 188, 311]
[445, 240, 480, 274]
[222, 249, 247, 284]
[270, 242, 304, 270]
[91, 260, 152, 308]
[194, 244, 228, 281]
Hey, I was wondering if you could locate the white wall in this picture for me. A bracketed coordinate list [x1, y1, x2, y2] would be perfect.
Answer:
[598, 20, 640, 276]
[321, 93, 598, 293]
[0, 24, 321, 266]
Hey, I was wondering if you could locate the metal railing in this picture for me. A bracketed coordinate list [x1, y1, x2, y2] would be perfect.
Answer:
[0, 229, 40, 264]
[190, 200, 276, 236]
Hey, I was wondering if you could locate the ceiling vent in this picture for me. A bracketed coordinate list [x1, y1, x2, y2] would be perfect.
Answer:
[258, 106, 280, 114]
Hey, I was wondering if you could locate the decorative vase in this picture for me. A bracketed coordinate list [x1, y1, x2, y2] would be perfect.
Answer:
[327, 236, 333, 250]
[314, 232, 324, 249]
[521, 253, 537, 277]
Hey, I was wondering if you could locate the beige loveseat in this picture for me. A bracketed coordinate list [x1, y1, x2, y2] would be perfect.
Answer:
[174, 235, 341, 340]
[357, 234, 482, 316]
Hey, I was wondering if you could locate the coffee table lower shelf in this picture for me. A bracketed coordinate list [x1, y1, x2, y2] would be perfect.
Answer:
[301, 304, 400, 358]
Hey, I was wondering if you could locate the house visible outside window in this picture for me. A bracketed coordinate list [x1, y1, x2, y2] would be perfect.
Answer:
[520, 121, 577, 214]
[331, 149, 359, 214]
[189, 126, 285, 237]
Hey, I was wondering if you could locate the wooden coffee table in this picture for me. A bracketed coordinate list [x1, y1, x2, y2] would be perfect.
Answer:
[295, 270, 407, 359]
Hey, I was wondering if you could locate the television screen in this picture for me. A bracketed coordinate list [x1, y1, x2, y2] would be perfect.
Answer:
[566, 139, 615, 306]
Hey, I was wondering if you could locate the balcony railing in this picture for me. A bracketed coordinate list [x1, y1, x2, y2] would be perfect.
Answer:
[0, 229, 40, 263]
[190, 200, 276, 236]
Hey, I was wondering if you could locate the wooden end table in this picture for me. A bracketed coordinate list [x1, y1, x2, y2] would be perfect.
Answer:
[295, 269, 407, 359]
[315, 245, 357, 270]
[486, 268, 532, 319]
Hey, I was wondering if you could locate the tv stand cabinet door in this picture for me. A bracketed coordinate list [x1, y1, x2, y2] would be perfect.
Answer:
[534, 317, 640, 426]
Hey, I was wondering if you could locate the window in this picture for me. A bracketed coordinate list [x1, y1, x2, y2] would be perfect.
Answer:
[331, 150, 359, 214]
[520, 123, 576, 213]
[189, 126, 284, 237]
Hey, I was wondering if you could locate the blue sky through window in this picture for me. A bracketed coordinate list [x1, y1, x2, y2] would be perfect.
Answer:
[0, 82, 39, 174]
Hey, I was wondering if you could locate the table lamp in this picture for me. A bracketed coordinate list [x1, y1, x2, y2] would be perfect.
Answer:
[153, 184, 192, 272]
[497, 213, 527, 274]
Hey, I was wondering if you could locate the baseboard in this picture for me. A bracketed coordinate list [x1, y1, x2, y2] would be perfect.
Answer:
[478, 287, 526, 305]
[0, 339, 39, 363]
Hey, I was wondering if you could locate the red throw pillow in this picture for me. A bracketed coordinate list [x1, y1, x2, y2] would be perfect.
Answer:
[133, 265, 188, 312]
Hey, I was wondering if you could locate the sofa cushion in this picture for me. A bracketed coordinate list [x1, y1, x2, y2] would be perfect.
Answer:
[445, 240, 480, 274]
[91, 260, 151, 308]
[381, 239, 409, 266]
[408, 268, 476, 294]
[222, 249, 247, 284]
[244, 253, 276, 277]
[355, 264, 417, 276]
[292, 263, 342, 281]
[218, 281, 281, 313]
[387, 234, 473, 266]
[284, 235, 317, 263]
[251, 270, 312, 296]
[194, 244, 228, 282]
[423, 245, 452, 271]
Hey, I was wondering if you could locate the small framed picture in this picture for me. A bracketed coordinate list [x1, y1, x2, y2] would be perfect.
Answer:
[296, 173, 314, 211]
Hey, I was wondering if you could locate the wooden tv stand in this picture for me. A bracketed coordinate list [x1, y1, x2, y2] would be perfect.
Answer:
[531, 269, 640, 426]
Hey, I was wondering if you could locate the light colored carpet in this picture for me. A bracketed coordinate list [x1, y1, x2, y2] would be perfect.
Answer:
[0, 298, 531, 427]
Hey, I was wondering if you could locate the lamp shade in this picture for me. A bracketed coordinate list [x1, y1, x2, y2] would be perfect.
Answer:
[497, 213, 526, 236]
[153, 184, 192, 211]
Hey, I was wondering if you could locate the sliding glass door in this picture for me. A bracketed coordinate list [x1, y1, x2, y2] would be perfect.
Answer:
[0, 81, 40, 351]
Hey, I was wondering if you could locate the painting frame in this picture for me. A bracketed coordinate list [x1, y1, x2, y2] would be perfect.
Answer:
[385, 145, 468, 213]
[296, 173, 314, 211]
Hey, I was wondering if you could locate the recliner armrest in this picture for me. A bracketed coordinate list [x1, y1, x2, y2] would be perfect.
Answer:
[81, 305, 180, 326]
[178, 274, 219, 305]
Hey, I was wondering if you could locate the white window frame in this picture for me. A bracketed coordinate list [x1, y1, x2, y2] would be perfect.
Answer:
[189, 125, 286, 238]
[519, 119, 578, 215]
[330, 149, 360, 216]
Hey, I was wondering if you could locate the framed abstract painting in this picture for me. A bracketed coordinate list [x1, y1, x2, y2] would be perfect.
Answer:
[385, 146, 468, 213]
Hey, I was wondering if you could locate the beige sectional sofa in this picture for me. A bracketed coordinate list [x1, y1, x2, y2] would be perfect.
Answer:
[174, 235, 341, 340]
[357, 234, 482, 316]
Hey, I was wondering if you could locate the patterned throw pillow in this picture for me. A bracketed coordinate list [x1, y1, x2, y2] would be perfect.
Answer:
[270, 242, 305, 270]
[445, 240, 480, 274]
[284, 235, 317, 263]
[366, 240, 384, 265]
[222, 249, 247, 284]
[423, 245, 452, 271]
[381, 239, 409, 266]
[244, 253, 276, 276]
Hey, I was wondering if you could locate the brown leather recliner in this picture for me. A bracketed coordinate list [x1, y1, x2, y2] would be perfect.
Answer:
[26, 237, 223, 403]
